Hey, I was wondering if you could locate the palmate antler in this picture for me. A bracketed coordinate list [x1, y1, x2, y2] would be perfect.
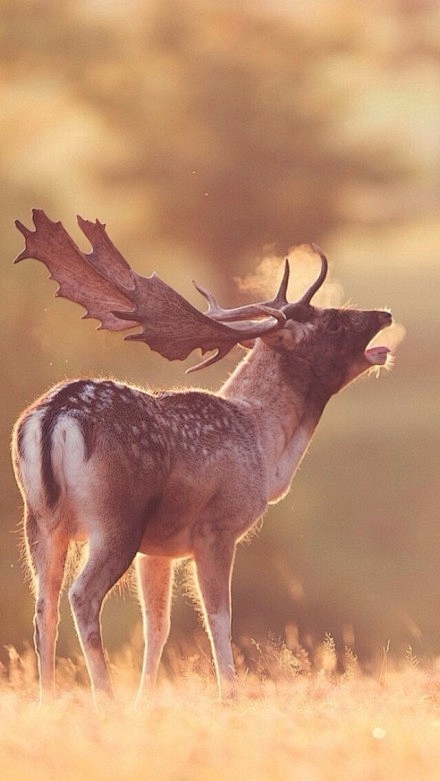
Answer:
[14, 210, 328, 371]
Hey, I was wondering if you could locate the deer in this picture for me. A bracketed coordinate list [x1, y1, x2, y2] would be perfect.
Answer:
[11, 209, 393, 704]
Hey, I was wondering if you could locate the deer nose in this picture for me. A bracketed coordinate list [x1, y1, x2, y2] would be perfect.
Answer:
[378, 311, 392, 327]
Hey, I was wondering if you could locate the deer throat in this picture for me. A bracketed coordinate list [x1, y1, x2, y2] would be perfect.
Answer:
[267, 421, 315, 504]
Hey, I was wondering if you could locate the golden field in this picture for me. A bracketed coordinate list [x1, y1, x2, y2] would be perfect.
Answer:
[1, 642, 440, 781]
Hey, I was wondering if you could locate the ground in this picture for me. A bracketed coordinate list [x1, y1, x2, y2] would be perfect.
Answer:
[1, 641, 440, 781]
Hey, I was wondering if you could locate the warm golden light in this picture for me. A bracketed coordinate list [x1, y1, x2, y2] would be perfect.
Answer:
[1, 2, 439, 754]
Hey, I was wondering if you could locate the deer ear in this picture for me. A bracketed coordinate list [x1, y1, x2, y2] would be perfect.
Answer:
[263, 321, 313, 352]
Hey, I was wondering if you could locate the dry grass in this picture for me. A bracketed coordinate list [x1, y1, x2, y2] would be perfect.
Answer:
[1, 638, 440, 781]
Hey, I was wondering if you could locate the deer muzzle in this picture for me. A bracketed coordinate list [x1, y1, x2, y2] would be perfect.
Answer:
[365, 310, 393, 366]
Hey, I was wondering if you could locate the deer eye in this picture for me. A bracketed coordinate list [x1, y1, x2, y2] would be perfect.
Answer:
[327, 315, 343, 334]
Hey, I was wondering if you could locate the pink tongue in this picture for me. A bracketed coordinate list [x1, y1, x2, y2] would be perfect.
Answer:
[365, 345, 390, 365]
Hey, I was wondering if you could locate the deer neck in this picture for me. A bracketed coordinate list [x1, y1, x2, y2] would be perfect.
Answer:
[220, 341, 330, 503]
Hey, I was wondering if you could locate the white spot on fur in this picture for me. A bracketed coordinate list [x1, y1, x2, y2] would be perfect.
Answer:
[80, 384, 97, 402]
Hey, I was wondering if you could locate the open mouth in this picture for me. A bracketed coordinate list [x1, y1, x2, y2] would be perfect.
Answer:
[365, 312, 393, 366]
[365, 345, 391, 366]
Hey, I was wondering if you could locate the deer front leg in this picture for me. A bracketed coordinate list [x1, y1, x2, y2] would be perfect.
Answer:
[135, 554, 174, 701]
[193, 533, 236, 700]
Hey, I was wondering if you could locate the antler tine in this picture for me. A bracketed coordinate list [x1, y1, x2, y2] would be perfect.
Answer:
[193, 279, 287, 325]
[262, 258, 290, 309]
[192, 280, 219, 314]
[297, 244, 328, 305]
[185, 347, 229, 374]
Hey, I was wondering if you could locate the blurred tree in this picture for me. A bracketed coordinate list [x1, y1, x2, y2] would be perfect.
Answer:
[78, 0, 406, 271]
[1, 0, 406, 276]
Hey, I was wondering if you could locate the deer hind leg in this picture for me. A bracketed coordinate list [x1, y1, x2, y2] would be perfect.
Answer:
[135, 554, 174, 701]
[193, 534, 237, 700]
[24, 507, 69, 701]
[68, 528, 141, 702]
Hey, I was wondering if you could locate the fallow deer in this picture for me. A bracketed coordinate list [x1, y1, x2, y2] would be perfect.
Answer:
[12, 210, 393, 703]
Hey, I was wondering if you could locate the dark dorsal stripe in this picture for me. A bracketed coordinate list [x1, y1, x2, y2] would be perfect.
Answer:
[40, 380, 93, 508]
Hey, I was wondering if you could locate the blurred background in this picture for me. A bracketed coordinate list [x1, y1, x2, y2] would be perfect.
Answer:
[1, 0, 439, 671]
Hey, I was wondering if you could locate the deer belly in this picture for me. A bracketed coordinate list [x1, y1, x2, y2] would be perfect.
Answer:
[137, 482, 201, 557]
[139, 528, 194, 558]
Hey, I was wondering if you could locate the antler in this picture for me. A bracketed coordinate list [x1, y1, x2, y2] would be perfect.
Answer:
[282, 245, 328, 319]
[193, 259, 291, 322]
[296, 244, 328, 305]
[15, 211, 137, 331]
[14, 210, 286, 372]
[197, 248, 328, 327]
